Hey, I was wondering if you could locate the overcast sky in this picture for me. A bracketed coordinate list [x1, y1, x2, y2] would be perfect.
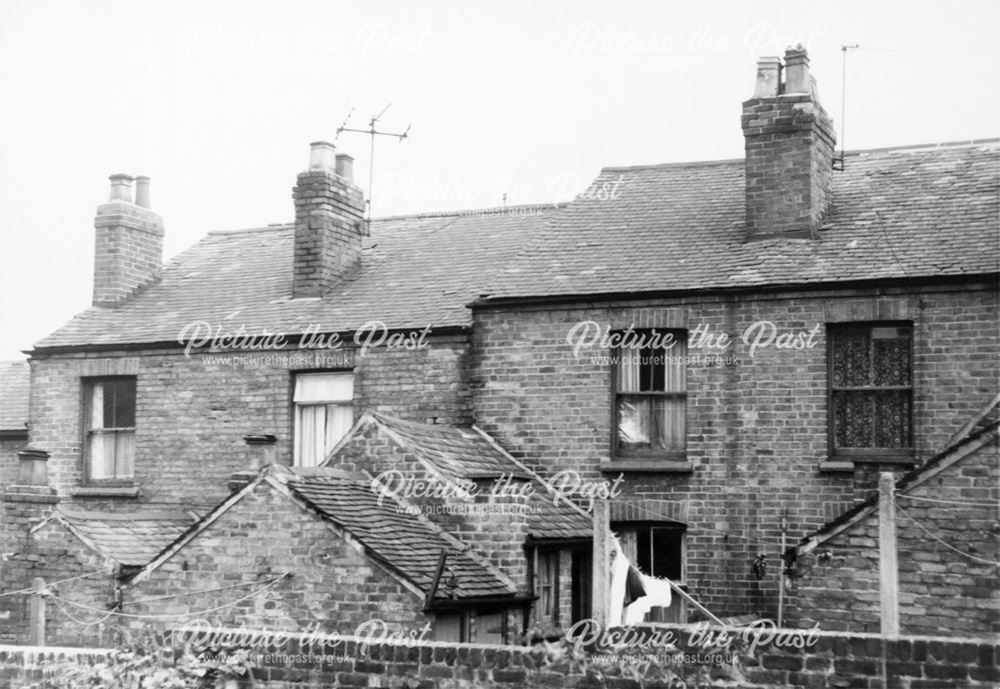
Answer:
[0, 0, 997, 361]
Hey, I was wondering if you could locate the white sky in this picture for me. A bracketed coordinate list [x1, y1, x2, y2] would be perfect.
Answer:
[0, 0, 997, 361]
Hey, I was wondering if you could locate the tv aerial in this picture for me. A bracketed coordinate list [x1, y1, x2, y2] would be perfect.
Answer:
[336, 104, 410, 226]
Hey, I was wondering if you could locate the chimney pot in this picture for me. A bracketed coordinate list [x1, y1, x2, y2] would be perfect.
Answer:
[134, 176, 151, 209]
[742, 47, 835, 239]
[784, 45, 811, 94]
[93, 173, 164, 306]
[108, 174, 135, 203]
[292, 142, 366, 297]
[16, 447, 51, 486]
[244, 433, 279, 468]
[309, 141, 337, 172]
[753, 57, 783, 98]
[229, 434, 278, 492]
[335, 154, 354, 182]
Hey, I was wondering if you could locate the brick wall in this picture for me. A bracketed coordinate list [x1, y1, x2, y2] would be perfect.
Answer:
[3, 629, 998, 688]
[470, 283, 999, 622]
[0, 646, 114, 687]
[786, 439, 999, 636]
[6, 517, 117, 647]
[0, 489, 59, 644]
[328, 420, 531, 591]
[92, 202, 164, 306]
[26, 334, 471, 514]
[742, 92, 835, 238]
[121, 478, 431, 637]
[292, 166, 365, 298]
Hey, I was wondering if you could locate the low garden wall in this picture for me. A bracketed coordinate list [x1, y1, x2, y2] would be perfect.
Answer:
[1, 624, 998, 688]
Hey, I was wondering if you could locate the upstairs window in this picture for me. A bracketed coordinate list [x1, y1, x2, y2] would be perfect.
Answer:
[613, 331, 687, 458]
[293, 372, 354, 467]
[83, 377, 136, 481]
[829, 323, 913, 456]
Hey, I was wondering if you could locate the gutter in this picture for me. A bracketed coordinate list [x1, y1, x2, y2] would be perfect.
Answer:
[469, 272, 1000, 311]
[423, 592, 536, 613]
[26, 325, 472, 358]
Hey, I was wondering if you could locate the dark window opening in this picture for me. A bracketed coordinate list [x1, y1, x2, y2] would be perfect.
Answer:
[570, 549, 592, 624]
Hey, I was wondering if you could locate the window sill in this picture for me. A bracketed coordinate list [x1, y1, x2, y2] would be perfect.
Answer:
[601, 460, 693, 474]
[847, 457, 917, 466]
[820, 455, 918, 472]
[832, 454, 917, 467]
[68, 485, 141, 498]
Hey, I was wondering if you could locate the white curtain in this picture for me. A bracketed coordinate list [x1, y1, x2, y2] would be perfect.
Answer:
[294, 373, 354, 467]
[619, 350, 640, 391]
[87, 384, 135, 479]
[294, 373, 353, 403]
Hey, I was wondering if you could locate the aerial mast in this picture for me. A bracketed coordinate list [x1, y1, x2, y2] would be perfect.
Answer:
[336, 104, 410, 228]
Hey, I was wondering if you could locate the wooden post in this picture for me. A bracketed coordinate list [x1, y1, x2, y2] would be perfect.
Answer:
[878, 472, 900, 637]
[592, 498, 610, 629]
[29, 577, 46, 646]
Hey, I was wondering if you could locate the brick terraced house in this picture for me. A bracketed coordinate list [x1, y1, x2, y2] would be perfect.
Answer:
[1, 46, 997, 645]
[468, 48, 999, 633]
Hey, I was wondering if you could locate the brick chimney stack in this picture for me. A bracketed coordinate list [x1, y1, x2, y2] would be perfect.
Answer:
[742, 46, 836, 239]
[92, 174, 164, 306]
[292, 142, 366, 298]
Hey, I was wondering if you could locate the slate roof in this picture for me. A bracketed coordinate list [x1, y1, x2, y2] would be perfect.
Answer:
[39, 508, 196, 567]
[479, 140, 1000, 303]
[528, 498, 592, 541]
[281, 468, 516, 600]
[348, 412, 532, 480]
[34, 206, 560, 350]
[0, 361, 29, 432]
[330, 412, 591, 540]
[131, 465, 517, 601]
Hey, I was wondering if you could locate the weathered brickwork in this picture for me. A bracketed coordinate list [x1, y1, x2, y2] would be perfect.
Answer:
[3, 630, 998, 688]
[8, 517, 117, 647]
[292, 166, 366, 298]
[92, 202, 164, 307]
[0, 490, 58, 644]
[122, 479, 431, 636]
[742, 93, 836, 238]
[470, 283, 999, 623]
[25, 334, 471, 514]
[786, 441, 1000, 636]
